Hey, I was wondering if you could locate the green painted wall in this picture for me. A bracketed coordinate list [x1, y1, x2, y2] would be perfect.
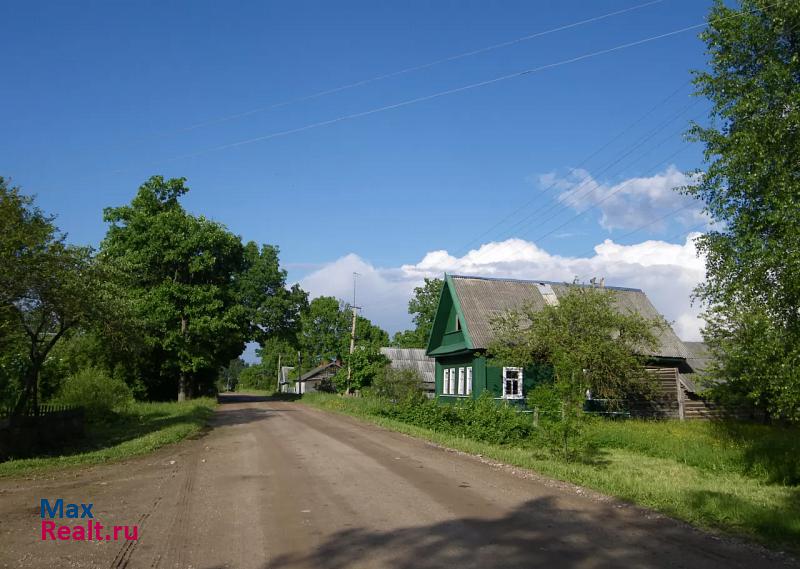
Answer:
[427, 280, 471, 356]
[435, 351, 552, 402]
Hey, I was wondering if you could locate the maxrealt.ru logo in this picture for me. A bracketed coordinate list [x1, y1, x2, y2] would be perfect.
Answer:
[40, 499, 139, 541]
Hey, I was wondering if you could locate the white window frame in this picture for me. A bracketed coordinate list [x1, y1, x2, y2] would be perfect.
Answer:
[466, 367, 473, 395]
[502, 367, 524, 400]
[457, 367, 465, 395]
[443, 368, 450, 395]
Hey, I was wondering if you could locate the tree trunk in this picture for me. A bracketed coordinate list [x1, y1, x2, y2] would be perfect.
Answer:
[177, 314, 189, 401]
[12, 362, 40, 421]
[178, 371, 187, 402]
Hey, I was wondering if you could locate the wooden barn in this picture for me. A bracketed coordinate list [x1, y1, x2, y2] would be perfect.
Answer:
[296, 360, 341, 394]
[380, 347, 436, 397]
[425, 274, 704, 418]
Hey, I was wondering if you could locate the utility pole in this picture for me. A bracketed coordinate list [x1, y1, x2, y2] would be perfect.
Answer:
[347, 272, 361, 394]
[276, 353, 282, 393]
[297, 351, 302, 395]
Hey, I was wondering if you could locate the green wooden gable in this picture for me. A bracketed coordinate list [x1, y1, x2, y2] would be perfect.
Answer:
[425, 274, 474, 357]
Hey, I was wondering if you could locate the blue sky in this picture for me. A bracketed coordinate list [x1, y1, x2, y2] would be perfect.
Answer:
[2, 0, 717, 339]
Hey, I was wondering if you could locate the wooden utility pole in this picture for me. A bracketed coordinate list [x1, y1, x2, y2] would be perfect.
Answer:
[347, 272, 361, 394]
[276, 353, 282, 392]
[297, 351, 302, 395]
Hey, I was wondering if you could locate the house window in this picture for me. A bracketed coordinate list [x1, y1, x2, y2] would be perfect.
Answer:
[443, 368, 451, 395]
[455, 317, 461, 331]
[457, 368, 465, 395]
[502, 367, 523, 399]
[466, 367, 473, 395]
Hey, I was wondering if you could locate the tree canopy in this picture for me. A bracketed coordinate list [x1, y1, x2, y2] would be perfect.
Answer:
[489, 287, 662, 403]
[687, 0, 800, 421]
[1, 178, 100, 412]
[391, 278, 443, 348]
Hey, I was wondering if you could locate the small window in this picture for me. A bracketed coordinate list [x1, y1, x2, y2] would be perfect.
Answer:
[455, 316, 461, 332]
[457, 368, 465, 395]
[502, 367, 524, 399]
[466, 367, 473, 395]
[443, 368, 450, 395]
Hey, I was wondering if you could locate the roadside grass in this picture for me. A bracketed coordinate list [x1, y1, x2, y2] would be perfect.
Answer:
[301, 392, 800, 553]
[0, 398, 216, 478]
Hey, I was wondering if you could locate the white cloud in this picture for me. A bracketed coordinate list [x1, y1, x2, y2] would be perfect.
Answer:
[540, 165, 707, 231]
[299, 234, 707, 342]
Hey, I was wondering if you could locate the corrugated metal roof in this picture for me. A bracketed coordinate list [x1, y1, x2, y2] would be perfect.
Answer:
[380, 347, 435, 390]
[450, 275, 691, 360]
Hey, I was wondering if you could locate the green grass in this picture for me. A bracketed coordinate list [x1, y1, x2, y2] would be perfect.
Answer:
[0, 398, 217, 478]
[301, 393, 800, 554]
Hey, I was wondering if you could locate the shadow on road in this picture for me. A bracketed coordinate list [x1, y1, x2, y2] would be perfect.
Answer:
[204, 496, 787, 569]
[217, 393, 301, 404]
[210, 393, 301, 428]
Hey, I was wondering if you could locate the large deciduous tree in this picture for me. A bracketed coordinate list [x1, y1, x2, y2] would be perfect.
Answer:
[0, 178, 98, 414]
[102, 176, 248, 400]
[686, 1, 800, 421]
[238, 241, 307, 347]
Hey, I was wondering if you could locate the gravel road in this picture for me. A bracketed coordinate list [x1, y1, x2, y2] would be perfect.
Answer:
[0, 394, 794, 569]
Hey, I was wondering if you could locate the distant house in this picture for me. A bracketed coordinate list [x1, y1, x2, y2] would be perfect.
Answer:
[425, 274, 701, 418]
[278, 366, 294, 393]
[296, 360, 341, 394]
[380, 347, 436, 397]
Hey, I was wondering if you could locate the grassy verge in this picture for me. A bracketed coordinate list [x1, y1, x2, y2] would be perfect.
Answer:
[301, 393, 800, 553]
[0, 398, 217, 478]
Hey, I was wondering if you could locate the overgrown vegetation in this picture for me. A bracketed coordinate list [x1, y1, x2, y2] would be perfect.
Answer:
[686, 0, 800, 422]
[54, 367, 134, 420]
[0, 398, 216, 477]
[302, 392, 800, 551]
[488, 286, 663, 458]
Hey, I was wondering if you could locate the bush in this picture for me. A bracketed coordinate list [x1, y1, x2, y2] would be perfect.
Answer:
[528, 383, 597, 461]
[55, 367, 133, 420]
[376, 392, 533, 446]
[371, 368, 425, 403]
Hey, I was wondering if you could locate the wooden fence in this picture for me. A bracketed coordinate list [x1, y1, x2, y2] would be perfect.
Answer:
[0, 405, 85, 461]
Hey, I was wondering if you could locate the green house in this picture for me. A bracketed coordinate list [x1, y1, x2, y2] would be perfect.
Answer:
[425, 275, 695, 408]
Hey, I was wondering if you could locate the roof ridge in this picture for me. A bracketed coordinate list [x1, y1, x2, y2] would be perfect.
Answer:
[448, 273, 642, 293]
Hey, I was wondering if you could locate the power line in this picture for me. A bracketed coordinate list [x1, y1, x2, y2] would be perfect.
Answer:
[125, 18, 710, 172]
[483, 101, 702, 248]
[153, 0, 664, 137]
[454, 78, 693, 256]
[360, 140, 702, 315]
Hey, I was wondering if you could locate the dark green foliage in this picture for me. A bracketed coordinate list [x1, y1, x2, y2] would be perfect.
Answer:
[238, 363, 275, 391]
[238, 242, 307, 347]
[101, 176, 249, 400]
[528, 383, 597, 460]
[489, 286, 662, 459]
[55, 367, 134, 421]
[0, 178, 101, 413]
[686, 1, 800, 421]
[218, 358, 247, 392]
[391, 278, 443, 348]
[489, 287, 661, 404]
[333, 345, 389, 393]
[370, 367, 425, 402]
[378, 392, 534, 446]
[299, 297, 351, 365]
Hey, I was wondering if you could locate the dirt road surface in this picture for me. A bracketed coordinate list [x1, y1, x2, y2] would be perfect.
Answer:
[0, 394, 794, 569]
